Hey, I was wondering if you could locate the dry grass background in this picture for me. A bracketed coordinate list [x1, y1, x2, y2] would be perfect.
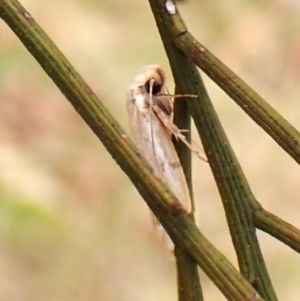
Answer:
[0, 0, 300, 300]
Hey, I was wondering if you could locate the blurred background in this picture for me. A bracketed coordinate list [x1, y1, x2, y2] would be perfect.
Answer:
[0, 0, 300, 300]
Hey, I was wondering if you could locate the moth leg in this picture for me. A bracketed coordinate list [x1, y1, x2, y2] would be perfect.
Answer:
[153, 104, 207, 162]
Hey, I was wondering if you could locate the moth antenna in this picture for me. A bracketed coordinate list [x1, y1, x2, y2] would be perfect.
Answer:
[159, 93, 199, 99]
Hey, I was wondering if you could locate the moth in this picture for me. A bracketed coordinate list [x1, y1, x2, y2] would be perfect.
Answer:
[126, 64, 199, 214]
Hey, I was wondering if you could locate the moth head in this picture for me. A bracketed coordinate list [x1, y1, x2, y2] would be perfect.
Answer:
[145, 79, 162, 96]
[134, 64, 166, 96]
[128, 64, 173, 116]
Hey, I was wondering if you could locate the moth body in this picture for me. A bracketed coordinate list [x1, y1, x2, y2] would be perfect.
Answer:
[126, 65, 191, 213]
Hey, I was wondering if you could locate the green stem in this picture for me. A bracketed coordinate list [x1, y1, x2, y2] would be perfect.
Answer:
[173, 69, 203, 301]
[158, 9, 203, 300]
[175, 247, 203, 301]
[163, 1, 300, 165]
[149, 1, 279, 300]
[253, 207, 300, 252]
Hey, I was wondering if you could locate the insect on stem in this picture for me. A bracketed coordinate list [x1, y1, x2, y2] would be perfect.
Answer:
[127, 64, 202, 210]
[126, 65, 209, 244]
[126, 65, 207, 244]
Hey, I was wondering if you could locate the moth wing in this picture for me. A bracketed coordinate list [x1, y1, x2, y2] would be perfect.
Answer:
[126, 90, 162, 172]
[126, 90, 191, 212]
[150, 117, 192, 213]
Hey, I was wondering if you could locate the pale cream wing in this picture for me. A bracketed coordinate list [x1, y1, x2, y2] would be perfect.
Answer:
[127, 89, 191, 212]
